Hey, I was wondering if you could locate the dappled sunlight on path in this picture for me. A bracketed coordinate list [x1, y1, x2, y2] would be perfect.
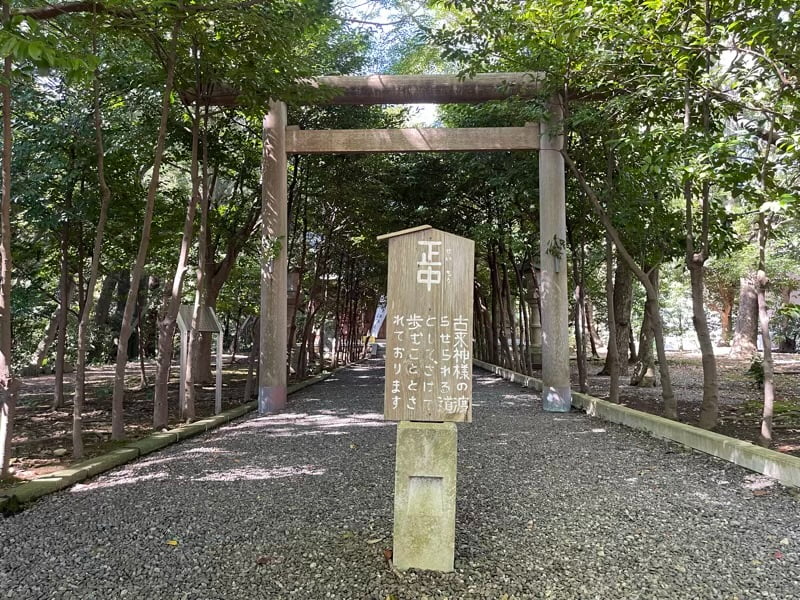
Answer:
[1, 360, 797, 599]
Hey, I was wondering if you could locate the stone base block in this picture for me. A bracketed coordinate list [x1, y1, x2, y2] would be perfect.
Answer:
[543, 385, 572, 412]
[393, 421, 457, 572]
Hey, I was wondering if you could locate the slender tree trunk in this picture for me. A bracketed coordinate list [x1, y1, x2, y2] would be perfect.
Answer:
[731, 275, 759, 358]
[574, 281, 587, 392]
[684, 73, 719, 430]
[606, 237, 619, 403]
[501, 260, 520, 372]
[489, 248, 512, 367]
[526, 266, 542, 368]
[31, 302, 60, 370]
[563, 149, 676, 418]
[627, 324, 636, 364]
[755, 111, 777, 446]
[584, 297, 601, 359]
[332, 254, 344, 369]
[690, 257, 719, 428]
[578, 240, 589, 391]
[93, 272, 116, 329]
[488, 250, 501, 365]
[73, 69, 112, 458]
[135, 276, 158, 387]
[0, 2, 19, 477]
[600, 259, 632, 375]
[756, 214, 775, 447]
[631, 267, 658, 388]
[111, 22, 182, 440]
[152, 105, 199, 428]
[718, 304, 733, 347]
[510, 251, 531, 374]
[54, 180, 74, 410]
[186, 102, 211, 421]
[229, 306, 243, 363]
[716, 284, 735, 347]
[316, 312, 326, 373]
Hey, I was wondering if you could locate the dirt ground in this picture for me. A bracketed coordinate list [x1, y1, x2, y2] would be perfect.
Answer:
[577, 351, 800, 458]
[2, 351, 799, 490]
[4, 357, 256, 484]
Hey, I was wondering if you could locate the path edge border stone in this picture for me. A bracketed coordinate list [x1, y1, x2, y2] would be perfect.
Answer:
[0, 364, 355, 514]
[473, 359, 800, 489]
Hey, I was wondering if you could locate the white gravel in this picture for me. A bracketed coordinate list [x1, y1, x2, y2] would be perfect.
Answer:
[1, 360, 798, 599]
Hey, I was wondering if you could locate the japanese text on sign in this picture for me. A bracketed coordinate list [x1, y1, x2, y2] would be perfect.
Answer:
[389, 313, 471, 415]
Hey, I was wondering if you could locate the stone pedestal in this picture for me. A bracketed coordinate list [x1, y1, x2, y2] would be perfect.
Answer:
[393, 421, 457, 572]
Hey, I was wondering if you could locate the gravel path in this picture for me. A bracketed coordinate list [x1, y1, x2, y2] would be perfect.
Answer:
[1, 361, 798, 599]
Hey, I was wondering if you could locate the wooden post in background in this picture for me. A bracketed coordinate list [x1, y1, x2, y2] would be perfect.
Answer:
[538, 97, 572, 412]
[215, 331, 222, 414]
[259, 101, 288, 414]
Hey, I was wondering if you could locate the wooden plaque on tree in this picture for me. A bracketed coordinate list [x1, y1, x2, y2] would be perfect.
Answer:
[378, 226, 475, 422]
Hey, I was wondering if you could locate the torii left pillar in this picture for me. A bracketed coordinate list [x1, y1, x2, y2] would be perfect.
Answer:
[259, 100, 288, 414]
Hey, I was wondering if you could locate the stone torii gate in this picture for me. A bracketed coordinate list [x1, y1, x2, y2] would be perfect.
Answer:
[259, 73, 571, 415]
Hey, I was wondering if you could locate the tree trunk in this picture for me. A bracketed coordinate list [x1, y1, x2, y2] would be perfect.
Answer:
[73, 69, 112, 459]
[563, 149, 676, 419]
[488, 250, 502, 365]
[630, 268, 658, 388]
[600, 257, 632, 375]
[489, 248, 512, 368]
[151, 101, 199, 428]
[628, 324, 636, 364]
[730, 275, 759, 359]
[605, 237, 619, 403]
[572, 237, 588, 393]
[690, 257, 719, 429]
[501, 260, 520, 372]
[111, 22, 182, 440]
[0, 7, 19, 478]
[186, 102, 211, 421]
[584, 297, 601, 359]
[316, 313, 326, 373]
[229, 307, 243, 362]
[510, 250, 531, 374]
[54, 179, 74, 410]
[243, 317, 260, 401]
[756, 214, 775, 447]
[526, 266, 542, 368]
[716, 284, 735, 347]
[32, 281, 75, 370]
[93, 272, 117, 330]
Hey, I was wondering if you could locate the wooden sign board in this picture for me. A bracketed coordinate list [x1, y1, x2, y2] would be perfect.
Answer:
[378, 226, 475, 422]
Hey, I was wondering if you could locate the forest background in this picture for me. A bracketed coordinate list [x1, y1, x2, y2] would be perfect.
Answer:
[0, 0, 798, 482]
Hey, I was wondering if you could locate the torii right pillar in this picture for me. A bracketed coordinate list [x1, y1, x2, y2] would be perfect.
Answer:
[538, 97, 572, 412]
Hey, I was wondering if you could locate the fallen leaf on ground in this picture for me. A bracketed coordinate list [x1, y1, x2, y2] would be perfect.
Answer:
[166, 539, 179, 546]
[383, 548, 393, 562]
[366, 537, 383, 545]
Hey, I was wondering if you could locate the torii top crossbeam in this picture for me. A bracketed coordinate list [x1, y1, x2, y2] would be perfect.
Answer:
[186, 73, 544, 107]
[309, 73, 543, 105]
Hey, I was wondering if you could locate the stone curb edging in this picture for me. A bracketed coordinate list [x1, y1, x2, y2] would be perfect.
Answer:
[473, 359, 800, 489]
[0, 365, 352, 514]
